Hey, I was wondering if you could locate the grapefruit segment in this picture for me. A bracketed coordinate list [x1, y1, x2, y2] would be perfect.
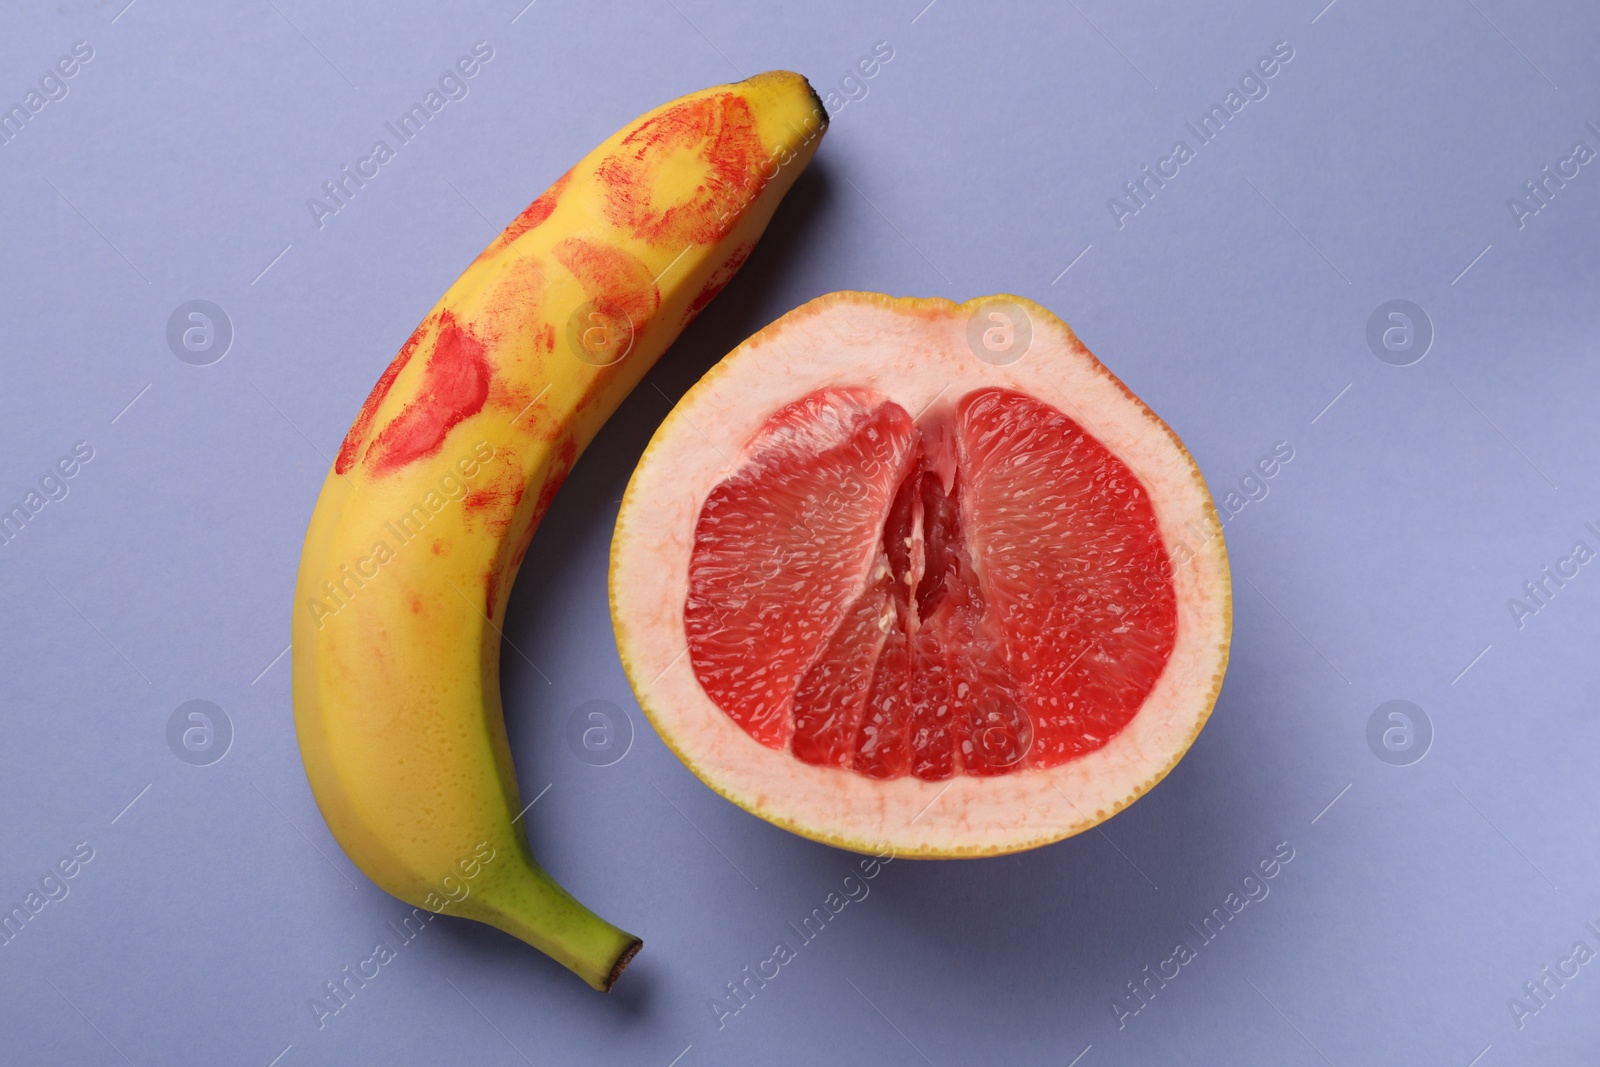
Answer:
[612, 293, 1231, 857]
[684, 389, 916, 748]
[955, 387, 1177, 765]
[790, 560, 894, 769]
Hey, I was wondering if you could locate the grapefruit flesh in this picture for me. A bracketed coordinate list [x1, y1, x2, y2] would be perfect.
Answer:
[685, 387, 1178, 779]
[611, 293, 1230, 856]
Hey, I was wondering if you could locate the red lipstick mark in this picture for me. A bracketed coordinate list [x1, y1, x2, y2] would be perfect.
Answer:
[687, 241, 755, 320]
[478, 479, 528, 620]
[488, 436, 578, 618]
[532, 436, 578, 518]
[465, 480, 524, 534]
[552, 237, 660, 326]
[335, 316, 431, 474]
[364, 311, 492, 477]
[476, 255, 549, 413]
[596, 93, 766, 247]
[479, 169, 573, 263]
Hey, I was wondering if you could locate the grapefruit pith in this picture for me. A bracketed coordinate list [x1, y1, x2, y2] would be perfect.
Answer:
[611, 293, 1230, 857]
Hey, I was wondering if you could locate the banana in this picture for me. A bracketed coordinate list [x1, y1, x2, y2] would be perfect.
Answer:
[292, 72, 827, 990]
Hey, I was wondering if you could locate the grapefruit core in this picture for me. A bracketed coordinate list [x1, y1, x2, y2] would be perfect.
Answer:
[611, 293, 1230, 857]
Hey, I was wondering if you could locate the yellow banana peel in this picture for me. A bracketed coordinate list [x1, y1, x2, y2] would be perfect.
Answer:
[292, 71, 827, 990]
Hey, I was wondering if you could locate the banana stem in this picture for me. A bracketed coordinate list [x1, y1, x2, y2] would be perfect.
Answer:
[475, 860, 642, 991]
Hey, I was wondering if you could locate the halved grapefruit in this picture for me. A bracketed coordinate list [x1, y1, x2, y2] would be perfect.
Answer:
[610, 293, 1230, 857]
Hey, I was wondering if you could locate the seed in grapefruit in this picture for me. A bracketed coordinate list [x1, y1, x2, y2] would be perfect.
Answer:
[610, 293, 1230, 857]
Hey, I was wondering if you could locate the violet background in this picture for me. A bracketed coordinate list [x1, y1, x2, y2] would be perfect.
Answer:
[1, 0, 1598, 1063]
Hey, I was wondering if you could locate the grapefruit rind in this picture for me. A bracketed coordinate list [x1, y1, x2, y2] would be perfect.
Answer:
[610, 292, 1230, 857]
